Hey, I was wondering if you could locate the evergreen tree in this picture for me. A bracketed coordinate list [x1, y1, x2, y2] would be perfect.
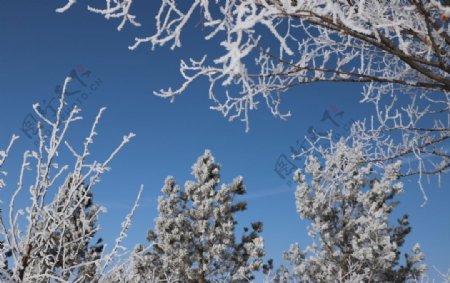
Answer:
[134, 150, 271, 282]
[276, 142, 426, 282]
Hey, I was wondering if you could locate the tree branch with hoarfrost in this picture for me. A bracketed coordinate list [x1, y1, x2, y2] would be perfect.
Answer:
[0, 135, 19, 190]
[0, 78, 142, 282]
[57, 0, 449, 189]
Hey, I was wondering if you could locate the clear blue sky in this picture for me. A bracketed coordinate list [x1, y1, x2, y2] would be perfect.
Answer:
[1, 0, 449, 278]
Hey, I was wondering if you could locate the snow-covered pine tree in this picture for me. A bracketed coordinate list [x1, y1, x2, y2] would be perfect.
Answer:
[133, 150, 271, 282]
[275, 141, 426, 282]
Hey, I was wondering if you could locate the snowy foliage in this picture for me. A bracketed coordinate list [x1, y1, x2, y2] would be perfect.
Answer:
[274, 141, 426, 282]
[130, 150, 271, 282]
[0, 78, 139, 282]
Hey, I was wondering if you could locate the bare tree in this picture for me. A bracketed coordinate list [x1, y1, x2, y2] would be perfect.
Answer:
[0, 78, 142, 282]
[56, 0, 449, 193]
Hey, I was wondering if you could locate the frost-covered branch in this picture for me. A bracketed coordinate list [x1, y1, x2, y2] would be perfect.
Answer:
[55, 0, 449, 192]
[97, 184, 143, 279]
[297, 89, 449, 202]
[0, 77, 136, 282]
[56, 0, 450, 129]
[0, 135, 19, 190]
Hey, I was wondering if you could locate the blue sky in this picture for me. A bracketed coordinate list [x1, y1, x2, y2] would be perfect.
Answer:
[1, 0, 449, 278]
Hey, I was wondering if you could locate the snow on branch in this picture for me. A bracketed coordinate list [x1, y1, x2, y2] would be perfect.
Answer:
[56, 0, 448, 190]
[97, 184, 144, 279]
[56, 0, 450, 130]
[0, 135, 19, 189]
[88, 0, 140, 31]
[0, 77, 136, 282]
[55, 0, 77, 13]
[55, 0, 450, 186]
